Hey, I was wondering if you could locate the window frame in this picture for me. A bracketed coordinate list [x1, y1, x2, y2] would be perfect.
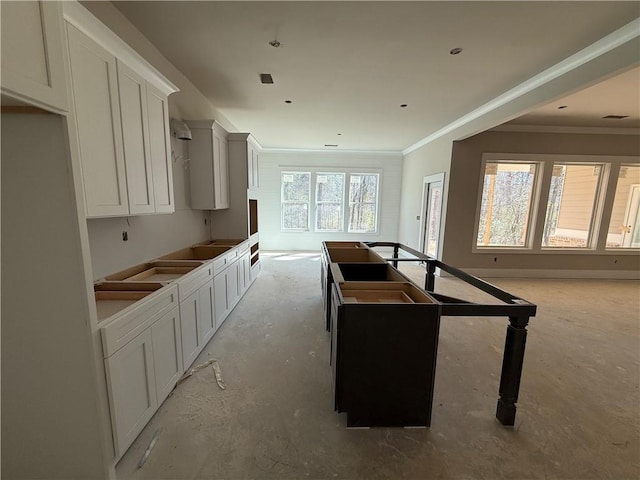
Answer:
[314, 172, 346, 232]
[280, 167, 381, 235]
[347, 172, 380, 233]
[540, 161, 608, 251]
[280, 171, 311, 232]
[472, 156, 543, 252]
[472, 153, 639, 255]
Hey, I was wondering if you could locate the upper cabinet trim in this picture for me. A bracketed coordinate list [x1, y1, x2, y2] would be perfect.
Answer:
[62, 1, 178, 96]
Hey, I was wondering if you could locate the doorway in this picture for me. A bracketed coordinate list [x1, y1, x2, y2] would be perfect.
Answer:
[420, 173, 445, 258]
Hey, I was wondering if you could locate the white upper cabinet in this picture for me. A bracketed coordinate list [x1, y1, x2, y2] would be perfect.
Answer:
[188, 120, 230, 210]
[146, 84, 175, 213]
[63, 1, 178, 218]
[117, 60, 155, 215]
[67, 24, 129, 217]
[228, 133, 261, 191]
[247, 137, 260, 190]
[1, 1, 68, 112]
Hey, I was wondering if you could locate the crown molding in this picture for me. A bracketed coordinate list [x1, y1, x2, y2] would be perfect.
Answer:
[489, 124, 640, 135]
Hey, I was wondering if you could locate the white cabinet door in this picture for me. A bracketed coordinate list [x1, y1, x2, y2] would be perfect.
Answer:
[66, 24, 129, 217]
[151, 307, 182, 404]
[247, 140, 260, 190]
[241, 252, 251, 292]
[117, 60, 155, 215]
[226, 260, 240, 310]
[199, 280, 216, 344]
[213, 272, 228, 330]
[179, 290, 201, 369]
[188, 120, 230, 210]
[0, 1, 68, 112]
[218, 135, 230, 209]
[146, 83, 174, 213]
[104, 329, 157, 458]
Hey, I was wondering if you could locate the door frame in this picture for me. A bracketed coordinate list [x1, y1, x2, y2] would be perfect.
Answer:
[622, 183, 640, 247]
[418, 173, 445, 258]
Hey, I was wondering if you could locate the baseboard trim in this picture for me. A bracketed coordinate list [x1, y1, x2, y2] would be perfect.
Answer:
[457, 268, 640, 280]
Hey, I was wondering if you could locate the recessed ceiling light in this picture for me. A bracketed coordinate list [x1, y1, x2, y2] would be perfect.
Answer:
[602, 114, 629, 119]
[400, 104, 408, 108]
[284, 100, 292, 104]
[260, 73, 274, 84]
[449, 47, 463, 55]
[557, 105, 568, 109]
[337, 133, 342, 136]
[269, 40, 281, 48]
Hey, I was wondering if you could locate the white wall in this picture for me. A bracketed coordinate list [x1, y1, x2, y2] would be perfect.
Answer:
[258, 151, 403, 250]
[2, 113, 111, 478]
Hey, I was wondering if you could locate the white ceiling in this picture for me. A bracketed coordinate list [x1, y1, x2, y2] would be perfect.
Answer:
[113, 1, 640, 151]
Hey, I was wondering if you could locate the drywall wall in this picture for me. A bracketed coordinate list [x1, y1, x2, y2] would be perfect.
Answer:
[258, 151, 402, 250]
[87, 134, 210, 279]
[442, 130, 640, 275]
[78, 2, 229, 279]
[398, 134, 455, 255]
[2, 113, 111, 478]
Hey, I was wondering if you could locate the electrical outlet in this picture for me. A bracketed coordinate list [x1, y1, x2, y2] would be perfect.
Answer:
[122, 231, 128, 241]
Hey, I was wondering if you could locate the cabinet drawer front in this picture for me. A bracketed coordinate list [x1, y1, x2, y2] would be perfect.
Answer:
[177, 264, 212, 301]
[212, 254, 227, 273]
[101, 285, 178, 357]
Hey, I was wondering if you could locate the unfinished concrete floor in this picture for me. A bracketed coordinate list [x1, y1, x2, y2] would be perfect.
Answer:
[116, 252, 640, 479]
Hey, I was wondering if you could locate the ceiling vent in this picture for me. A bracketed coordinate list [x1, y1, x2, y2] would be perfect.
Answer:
[324, 144, 338, 147]
[260, 73, 274, 84]
[601, 115, 629, 119]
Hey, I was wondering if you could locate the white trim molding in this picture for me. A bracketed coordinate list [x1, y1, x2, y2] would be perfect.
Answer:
[490, 124, 640, 136]
[459, 268, 640, 280]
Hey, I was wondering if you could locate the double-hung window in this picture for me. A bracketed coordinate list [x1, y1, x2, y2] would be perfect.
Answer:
[348, 174, 379, 233]
[281, 170, 380, 233]
[281, 172, 311, 231]
[315, 173, 345, 231]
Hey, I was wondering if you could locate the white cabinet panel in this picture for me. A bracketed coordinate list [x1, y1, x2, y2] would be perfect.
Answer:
[187, 120, 230, 210]
[67, 24, 129, 217]
[151, 307, 182, 404]
[117, 61, 154, 215]
[1, 0, 68, 112]
[226, 260, 240, 310]
[105, 329, 157, 458]
[179, 290, 201, 369]
[147, 83, 174, 213]
[213, 272, 228, 330]
[199, 281, 216, 344]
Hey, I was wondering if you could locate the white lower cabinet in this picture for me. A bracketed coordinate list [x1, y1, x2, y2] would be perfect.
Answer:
[213, 271, 229, 330]
[151, 308, 183, 404]
[179, 278, 216, 370]
[226, 260, 240, 310]
[105, 328, 157, 459]
[240, 251, 251, 293]
[199, 280, 216, 344]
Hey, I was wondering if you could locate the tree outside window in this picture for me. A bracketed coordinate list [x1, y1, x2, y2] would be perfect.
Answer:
[477, 162, 537, 247]
[281, 172, 310, 230]
[348, 174, 378, 233]
[316, 173, 345, 231]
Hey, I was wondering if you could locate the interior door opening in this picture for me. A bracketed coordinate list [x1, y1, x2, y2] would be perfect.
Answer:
[420, 173, 445, 259]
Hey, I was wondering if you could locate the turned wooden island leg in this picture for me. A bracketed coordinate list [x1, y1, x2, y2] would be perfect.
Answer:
[496, 316, 529, 426]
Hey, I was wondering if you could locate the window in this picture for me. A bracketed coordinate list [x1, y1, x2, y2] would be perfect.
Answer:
[315, 173, 345, 231]
[281, 172, 310, 230]
[476, 162, 538, 247]
[348, 174, 379, 233]
[607, 164, 640, 248]
[281, 170, 380, 233]
[542, 163, 604, 248]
